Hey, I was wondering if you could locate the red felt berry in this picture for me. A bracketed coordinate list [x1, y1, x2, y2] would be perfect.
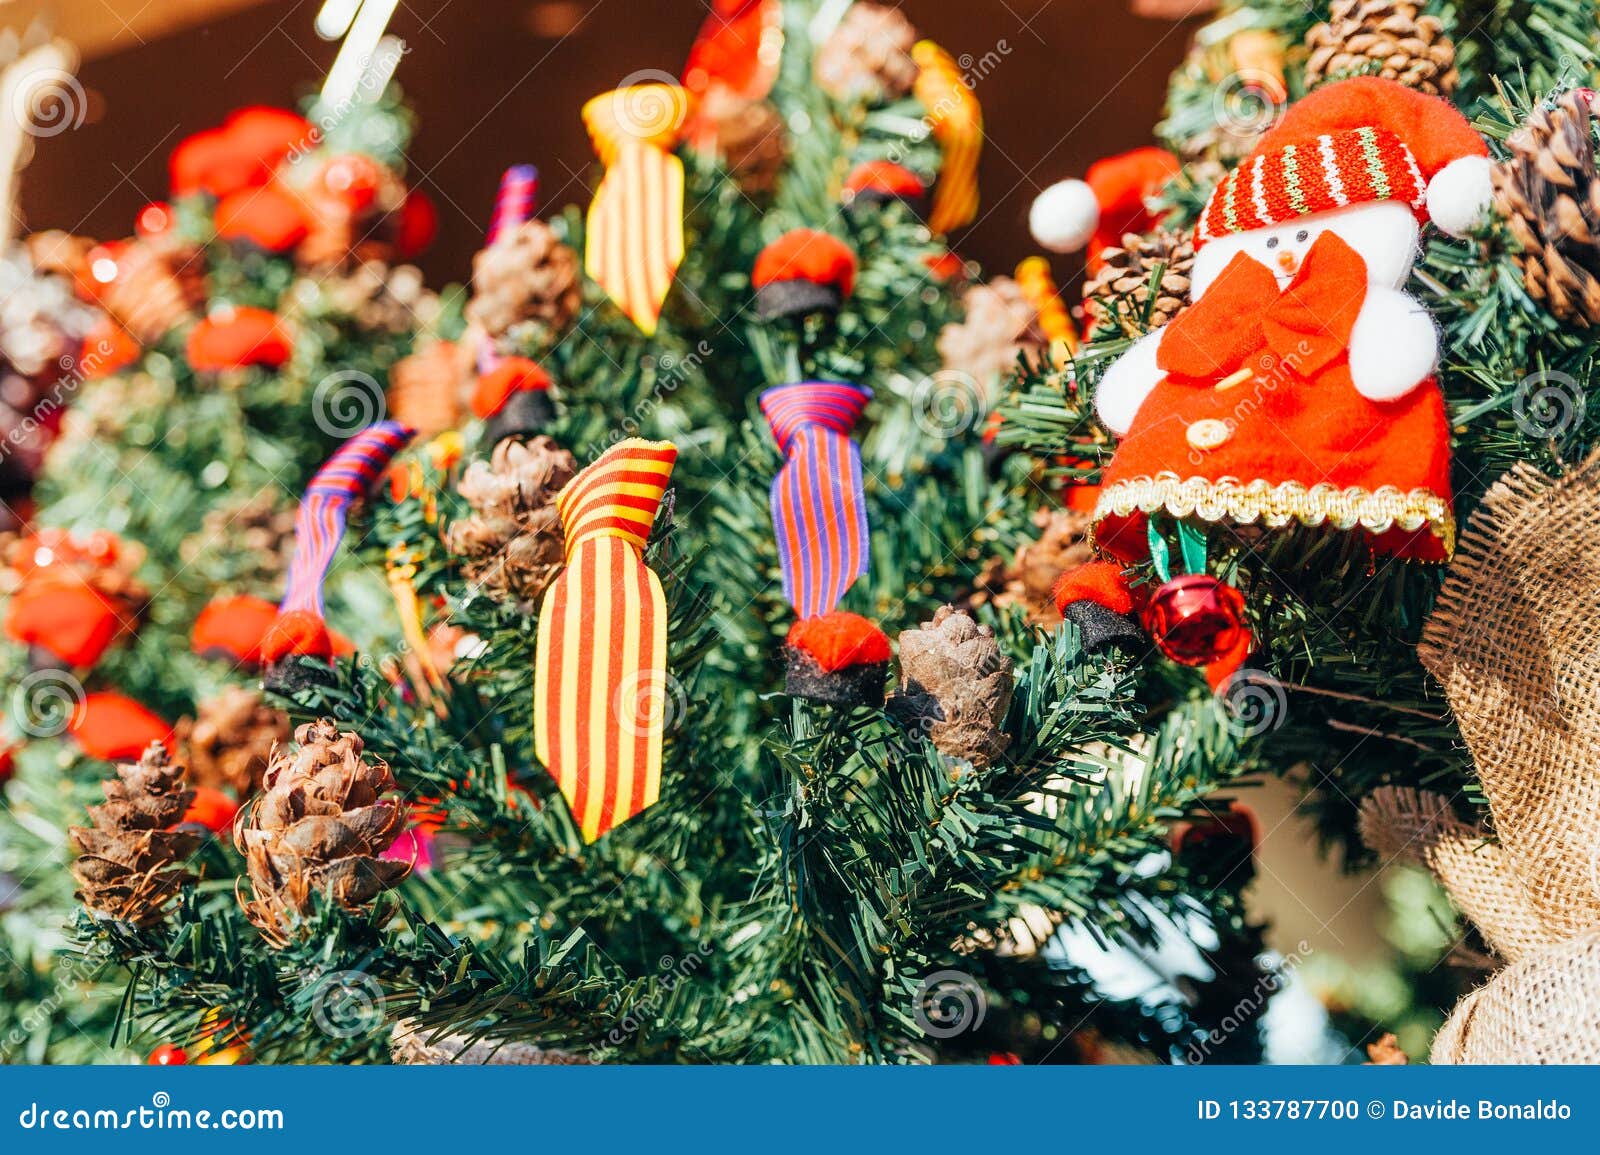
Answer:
[148, 1044, 188, 1066]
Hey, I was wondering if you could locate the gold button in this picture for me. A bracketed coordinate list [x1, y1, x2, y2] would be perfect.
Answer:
[1186, 419, 1232, 451]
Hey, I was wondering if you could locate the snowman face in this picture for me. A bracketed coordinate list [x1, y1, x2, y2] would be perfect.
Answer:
[1190, 201, 1420, 301]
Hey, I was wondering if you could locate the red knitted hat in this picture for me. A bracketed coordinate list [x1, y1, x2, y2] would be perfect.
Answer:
[1196, 76, 1488, 249]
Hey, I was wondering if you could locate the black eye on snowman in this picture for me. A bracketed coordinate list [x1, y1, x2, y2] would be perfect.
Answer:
[1266, 236, 1279, 249]
[1296, 229, 1310, 242]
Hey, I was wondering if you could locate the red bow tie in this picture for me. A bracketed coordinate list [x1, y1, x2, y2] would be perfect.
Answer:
[1157, 230, 1370, 383]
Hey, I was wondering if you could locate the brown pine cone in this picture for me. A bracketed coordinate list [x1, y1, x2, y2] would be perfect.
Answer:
[465, 220, 581, 352]
[1083, 230, 1195, 337]
[888, 606, 1015, 768]
[1494, 91, 1600, 326]
[236, 718, 409, 941]
[937, 277, 1045, 396]
[448, 436, 577, 608]
[387, 340, 470, 437]
[968, 507, 1094, 628]
[175, 687, 291, 797]
[391, 1021, 593, 1065]
[704, 91, 788, 197]
[315, 260, 442, 335]
[1304, 0, 1457, 97]
[99, 239, 205, 345]
[70, 742, 200, 927]
[814, 3, 919, 104]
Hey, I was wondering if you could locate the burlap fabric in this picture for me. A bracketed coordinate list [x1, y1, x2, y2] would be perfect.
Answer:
[1361, 453, 1600, 1062]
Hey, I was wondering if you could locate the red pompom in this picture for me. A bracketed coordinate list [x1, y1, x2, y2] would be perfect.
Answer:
[82, 321, 141, 380]
[318, 154, 383, 212]
[260, 609, 334, 663]
[923, 250, 966, 283]
[135, 201, 175, 239]
[395, 190, 439, 258]
[169, 107, 310, 199]
[1053, 561, 1141, 618]
[214, 185, 309, 252]
[844, 160, 926, 200]
[4, 582, 127, 668]
[786, 611, 891, 672]
[191, 594, 280, 665]
[1142, 574, 1247, 668]
[147, 1044, 188, 1066]
[69, 693, 172, 762]
[185, 308, 293, 373]
[752, 229, 857, 297]
[183, 786, 240, 833]
[471, 356, 551, 419]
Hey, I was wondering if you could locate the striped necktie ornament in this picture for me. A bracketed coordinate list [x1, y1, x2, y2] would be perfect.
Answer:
[485, 164, 539, 247]
[913, 41, 983, 235]
[534, 438, 678, 843]
[760, 381, 872, 620]
[581, 84, 694, 336]
[262, 421, 415, 664]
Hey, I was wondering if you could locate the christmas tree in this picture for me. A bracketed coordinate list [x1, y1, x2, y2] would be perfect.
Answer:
[18, 0, 1600, 1067]
[0, 74, 452, 1061]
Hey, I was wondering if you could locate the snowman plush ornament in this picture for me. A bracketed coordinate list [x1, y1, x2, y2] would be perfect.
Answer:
[1056, 77, 1494, 670]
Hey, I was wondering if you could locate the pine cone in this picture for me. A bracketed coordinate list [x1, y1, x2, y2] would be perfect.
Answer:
[465, 221, 581, 352]
[175, 687, 290, 797]
[937, 277, 1044, 396]
[814, 3, 919, 104]
[70, 742, 200, 927]
[888, 606, 1014, 768]
[448, 436, 577, 608]
[705, 91, 788, 197]
[236, 719, 409, 940]
[1494, 91, 1600, 326]
[1083, 230, 1195, 337]
[391, 1021, 593, 1065]
[1304, 0, 1457, 97]
[968, 508, 1094, 628]
[386, 340, 469, 437]
[180, 491, 298, 589]
[315, 260, 442, 335]
[99, 238, 205, 345]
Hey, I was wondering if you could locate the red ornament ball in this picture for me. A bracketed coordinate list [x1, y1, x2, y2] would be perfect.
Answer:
[1141, 574, 1246, 667]
[147, 1044, 188, 1066]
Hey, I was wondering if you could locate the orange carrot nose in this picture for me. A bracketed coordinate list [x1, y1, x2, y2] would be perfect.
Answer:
[1277, 250, 1299, 274]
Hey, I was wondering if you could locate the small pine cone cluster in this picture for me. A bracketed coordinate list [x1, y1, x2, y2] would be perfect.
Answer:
[814, 2, 919, 104]
[465, 220, 582, 353]
[1083, 230, 1195, 337]
[969, 507, 1094, 628]
[1493, 91, 1600, 326]
[386, 340, 471, 437]
[888, 606, 1015, 768]
[448, 436, 577, 608]
[704, 91, 788, 197]
[70, 742, 199, 928]
[99, 238, 206, 345]
[175, 687, 291, 797]
[936, 277, 1044, 398]
[180, 491, 298, 589]
[237, 719, 409, 940]
[317, 260, 442, 335]
[1304, 0, 1457, 97]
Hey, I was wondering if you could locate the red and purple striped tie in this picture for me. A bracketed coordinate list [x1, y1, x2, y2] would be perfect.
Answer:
[280, 421, 415, 617]
[760, 381, 872, 619]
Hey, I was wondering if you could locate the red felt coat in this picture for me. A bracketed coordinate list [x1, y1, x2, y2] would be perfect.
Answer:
[1093, 231, 1454, 564]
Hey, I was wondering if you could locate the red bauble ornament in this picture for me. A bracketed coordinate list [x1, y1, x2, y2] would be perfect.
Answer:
[147, 1044, 188, 1065]
[1141, 574, 1246, 667]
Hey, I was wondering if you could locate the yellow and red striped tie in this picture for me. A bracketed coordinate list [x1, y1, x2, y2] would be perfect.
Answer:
[534, 438, 678, 843]
[913, 41, 983, 235]
[582, 85, 694, 336]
